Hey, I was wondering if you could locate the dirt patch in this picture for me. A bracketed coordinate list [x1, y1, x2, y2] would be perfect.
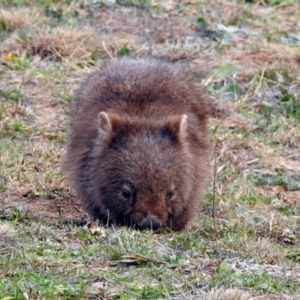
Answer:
[234, 50, 277, 69]
[0, 190, 85, 223]
[210, 114, 252, 130]
[283, 191, 300, 209]
[261, 157, 300, 174]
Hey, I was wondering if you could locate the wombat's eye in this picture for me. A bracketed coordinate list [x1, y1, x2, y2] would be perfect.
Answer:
[122, 189, 133, 200]
[166, 190, 175, 201]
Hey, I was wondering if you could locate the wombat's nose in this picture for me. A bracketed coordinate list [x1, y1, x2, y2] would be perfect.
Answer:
[137, 214, 161, 230]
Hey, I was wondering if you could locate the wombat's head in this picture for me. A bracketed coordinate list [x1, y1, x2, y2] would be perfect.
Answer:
[91, 111, 194, 231]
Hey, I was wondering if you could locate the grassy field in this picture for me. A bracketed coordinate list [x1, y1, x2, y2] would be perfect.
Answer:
[1, 0, 300, 299]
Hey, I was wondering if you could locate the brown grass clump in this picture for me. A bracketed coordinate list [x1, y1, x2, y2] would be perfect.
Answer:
[0, 27, 97, 61]
[0, 8, 40, 30]
[0, 26, 143, 62]
[207, 288, 252, 300]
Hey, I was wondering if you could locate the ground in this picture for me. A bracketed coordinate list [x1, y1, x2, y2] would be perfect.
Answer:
[0, 0, 300, 299]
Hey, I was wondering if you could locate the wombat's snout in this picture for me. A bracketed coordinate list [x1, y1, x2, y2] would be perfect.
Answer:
[136, 214, 161, 230]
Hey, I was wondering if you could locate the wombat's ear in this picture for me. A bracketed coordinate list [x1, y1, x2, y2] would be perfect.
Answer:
[98, 111, 123, 141]
[166, 114, 188, 143]
[98, 112, 112, 137]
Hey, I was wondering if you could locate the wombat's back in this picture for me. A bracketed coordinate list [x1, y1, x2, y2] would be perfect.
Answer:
[64, 57, 212, 230]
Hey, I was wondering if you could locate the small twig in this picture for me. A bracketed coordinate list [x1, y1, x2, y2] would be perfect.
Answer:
[133, 43, 148, 55]
[254, 65, 266, 95]
[239, 65, 266, 106]
[68, 35, 92, 59]
[20, 168, 33, 186]
[212, 139, 219, 236]
[102, 41, 114, 59]
[269, 212, 275, 233]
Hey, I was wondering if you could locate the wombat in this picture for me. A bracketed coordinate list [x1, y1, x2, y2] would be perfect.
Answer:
[64, 57, 212, 231]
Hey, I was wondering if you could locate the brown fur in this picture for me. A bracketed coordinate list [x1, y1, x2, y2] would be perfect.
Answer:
[64, 57, 212, 231]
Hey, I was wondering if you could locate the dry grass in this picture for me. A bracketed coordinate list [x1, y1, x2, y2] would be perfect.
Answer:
[0, 221, 16, 238]
[0, 7, 41, 30]
[207, 288, 252, 300]
[0, 0, 300, 299]
[1, 26, 97, 61]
